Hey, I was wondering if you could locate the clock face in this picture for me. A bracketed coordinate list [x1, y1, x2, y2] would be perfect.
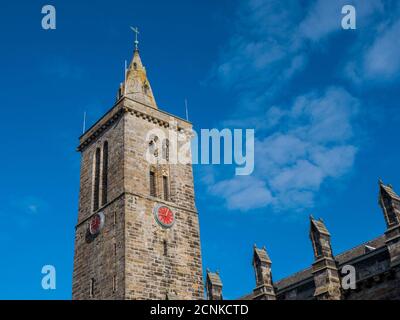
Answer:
[89, 212, 105, 235]
[154, 205, 175, 228]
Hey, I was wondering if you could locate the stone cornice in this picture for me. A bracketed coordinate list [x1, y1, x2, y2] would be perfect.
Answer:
[77, 97, 193, 152]
[77, 105, 124, 152]
[123, 97, 192, 130]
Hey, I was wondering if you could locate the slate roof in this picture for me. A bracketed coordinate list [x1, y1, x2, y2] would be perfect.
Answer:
[239, 235, 387, 299]
[274, 235, 386, 291]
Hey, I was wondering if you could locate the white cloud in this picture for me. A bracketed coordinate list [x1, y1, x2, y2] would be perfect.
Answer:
[299, 0, 383, 41]
[270, 160, 324, 192]
[203, 0, 397, 212]
[299, 0, 342, 41]
[290, 87, 359, 143]
[211, 0, 306, 93]
[212, 0, 385, 94]
[310, 145, 357, 177]
[209, 176, 273, 211]
[277, 189, 315, 210]
[264, 106, 286, 129]
[341, 1, 400, 84]
[257, 134, 308, 168]
[258, 87, 358, 209]
[363, 19, 400, 80]
[205, 87, 359, 211]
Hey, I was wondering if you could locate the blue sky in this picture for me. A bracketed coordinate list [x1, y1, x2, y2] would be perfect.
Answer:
[0, 0, 399, 299]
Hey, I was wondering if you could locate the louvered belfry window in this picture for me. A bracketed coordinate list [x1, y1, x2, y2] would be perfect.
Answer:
[150, 171, 156, 197]
[101, 141, 108, 205]
[93, 148, 101, 211]
[163, 176, 169, 201]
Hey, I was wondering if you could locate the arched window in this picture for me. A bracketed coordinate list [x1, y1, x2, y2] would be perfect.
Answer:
[102, 141, 109, 206]
[149, 170, 156, 197]
[163, 176, 169, 201]
[149, 136, 159, 158]
[93, 148, 101, 211]
[162, 139, 169, 162]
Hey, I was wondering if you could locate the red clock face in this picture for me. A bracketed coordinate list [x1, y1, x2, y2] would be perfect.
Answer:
[154, 205, 175, 228]
[89, 212, 105, 235]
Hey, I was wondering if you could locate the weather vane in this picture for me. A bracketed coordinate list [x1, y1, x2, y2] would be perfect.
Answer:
[130, 26, 139, 50]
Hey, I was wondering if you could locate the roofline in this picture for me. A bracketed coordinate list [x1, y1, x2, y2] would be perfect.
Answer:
[79, 96, 192, 141]
[265, 235, 387, 294]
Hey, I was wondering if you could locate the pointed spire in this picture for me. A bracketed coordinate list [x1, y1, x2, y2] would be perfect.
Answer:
[310, 215, 330, 236]
[252, 245, 276, 300]
[379, 180, 400, 201]
[205, 269, 223, 300]
[253, 245, 271, 264]
[380, 180, 400, 267]
[378, 180, 400, 227]
[310, 216, 333, 258]
[120, 28, 157, 108]
[309, 216, 341, 300]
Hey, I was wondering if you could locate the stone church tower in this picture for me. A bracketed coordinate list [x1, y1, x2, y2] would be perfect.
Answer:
[72, 39, 204, 300]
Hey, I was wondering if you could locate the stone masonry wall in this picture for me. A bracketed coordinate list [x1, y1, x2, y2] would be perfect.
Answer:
[73, 97, 204, 300]
[72, 197, 125, 299]
[76, 115, 125, 222]
[124, 194, 203, 299]
[344, 251, 400, 300]
[72, 115, 126, 299]
[275, 249, 400, 300]
[123, 104, 203, 299]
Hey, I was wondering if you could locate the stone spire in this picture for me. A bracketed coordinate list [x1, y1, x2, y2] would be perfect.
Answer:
[378, 180, 400, 228]
[310, 216, 333, 259]
[119, 33, 157, 108]
[309, 216, 341, 300]
[205, 269, 223, 300]
[252, 245, 276, 300]
[379, 180, 400, 267]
